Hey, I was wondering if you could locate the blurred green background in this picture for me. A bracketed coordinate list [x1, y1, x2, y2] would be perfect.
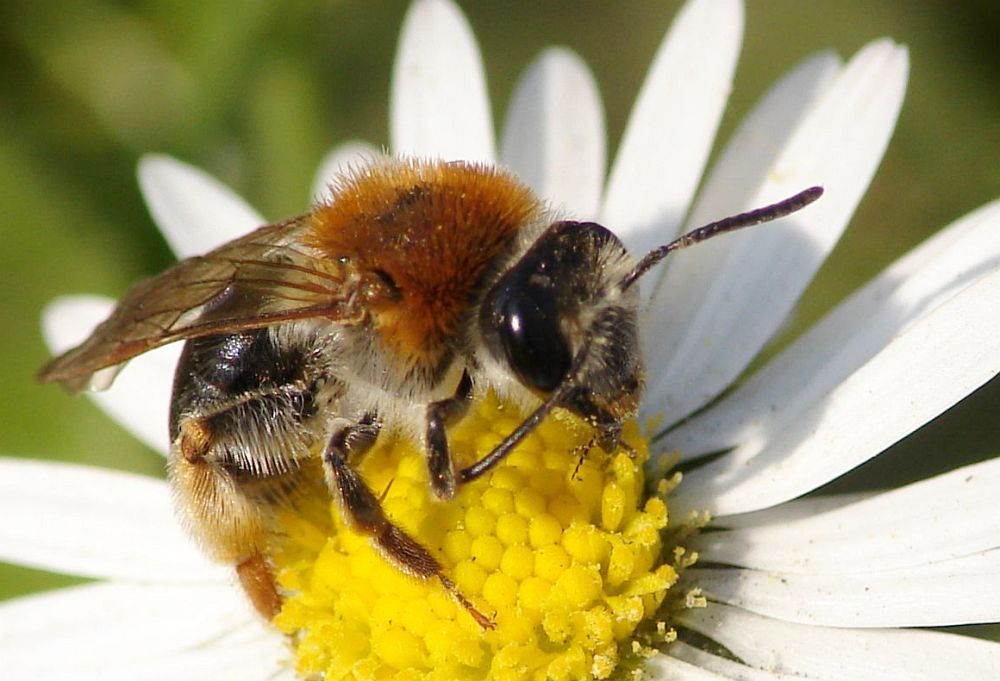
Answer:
[1, 0, 997, 606]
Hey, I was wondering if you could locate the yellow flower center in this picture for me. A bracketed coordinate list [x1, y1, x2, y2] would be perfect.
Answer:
[272, 395, 686, 680]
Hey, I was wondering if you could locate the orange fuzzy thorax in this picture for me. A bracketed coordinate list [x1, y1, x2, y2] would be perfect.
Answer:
[307, 159, 542, 363]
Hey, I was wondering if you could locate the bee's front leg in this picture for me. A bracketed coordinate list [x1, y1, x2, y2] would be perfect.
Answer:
[423, 371, 472, 500]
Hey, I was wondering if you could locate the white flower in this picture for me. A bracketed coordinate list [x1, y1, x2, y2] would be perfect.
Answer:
[4, 0, 1000, 678]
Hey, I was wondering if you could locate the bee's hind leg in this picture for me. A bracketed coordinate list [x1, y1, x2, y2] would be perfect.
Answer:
[321, 414, 493, 629]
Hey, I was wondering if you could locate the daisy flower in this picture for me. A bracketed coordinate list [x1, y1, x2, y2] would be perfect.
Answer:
[5, 0, 1000, 679]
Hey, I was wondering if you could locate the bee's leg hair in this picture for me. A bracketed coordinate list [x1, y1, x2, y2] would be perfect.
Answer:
[424, 371, 472, 500]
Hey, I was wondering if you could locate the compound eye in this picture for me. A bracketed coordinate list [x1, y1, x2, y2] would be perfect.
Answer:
[489, 284, 571, 393]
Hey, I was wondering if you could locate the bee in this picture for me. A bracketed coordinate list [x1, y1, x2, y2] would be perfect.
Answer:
[39, 157, 821, 629]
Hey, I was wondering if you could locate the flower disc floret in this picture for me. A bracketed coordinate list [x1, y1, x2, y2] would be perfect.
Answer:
[273, 394, 679, 680]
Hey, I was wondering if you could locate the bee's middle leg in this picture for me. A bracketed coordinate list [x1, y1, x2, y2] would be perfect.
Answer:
[322, 416, 440, 577]
[321, 414, 493, 629]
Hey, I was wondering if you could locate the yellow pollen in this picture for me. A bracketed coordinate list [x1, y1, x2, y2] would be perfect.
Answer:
[272, 394, 680, 680]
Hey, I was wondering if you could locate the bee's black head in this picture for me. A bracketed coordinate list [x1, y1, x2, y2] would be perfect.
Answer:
[480, 220, 643, 451]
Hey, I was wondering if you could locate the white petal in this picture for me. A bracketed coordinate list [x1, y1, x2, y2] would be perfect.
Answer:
[500, 47, 605, 217]
[680, 603, 1000, 681]
[15, 621, 288, 681]
[601, 0, 743, 291]
[42, 295, 176, 455]
[0, 581, 276, 680]
[390, 0, 494, 162]
[639, 51, 840, 423]
[0, 458, 221, 581]
[689, 548, 1000, 627]
[666, 642, 817, 680]
[666, 198, 1000, 459]
[693, 458, 1000, 574]
[310, 140, 380, 203]
[644, 40, 908, 424]
[645, 653, 736, 680]
[672, 255, 1000, 517]
[138, 154, 265, 258]
[86, 636, 290, 681]
[42, 295, 115, 356]
[711, 492, 874, 530]
[93, 621, 291, 681]
[668, 51, 840, 230]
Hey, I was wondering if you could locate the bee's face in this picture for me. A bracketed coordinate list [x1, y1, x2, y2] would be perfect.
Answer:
[478, 219, 643, 449]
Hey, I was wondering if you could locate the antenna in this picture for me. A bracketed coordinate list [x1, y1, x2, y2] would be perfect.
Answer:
[619, 186, 824, 291]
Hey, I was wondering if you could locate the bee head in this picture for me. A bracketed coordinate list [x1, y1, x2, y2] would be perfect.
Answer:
[479, 220, 642, 451]
[477, 186, 825, 453]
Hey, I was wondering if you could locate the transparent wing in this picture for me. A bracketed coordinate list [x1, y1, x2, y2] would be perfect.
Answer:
[39, 216, 364, 391]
